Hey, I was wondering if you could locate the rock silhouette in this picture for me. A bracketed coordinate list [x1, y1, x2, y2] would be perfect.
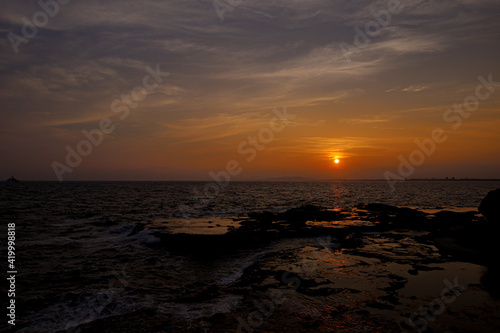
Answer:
[479, 189, 500, 298]
[479, 188, 500, 223]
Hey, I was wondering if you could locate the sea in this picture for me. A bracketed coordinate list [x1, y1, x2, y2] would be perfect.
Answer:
[1, 180, 499, 332]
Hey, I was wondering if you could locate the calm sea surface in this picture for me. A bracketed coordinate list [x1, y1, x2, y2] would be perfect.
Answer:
[2, 181, 499, 332]
[3, 180, 498, 219]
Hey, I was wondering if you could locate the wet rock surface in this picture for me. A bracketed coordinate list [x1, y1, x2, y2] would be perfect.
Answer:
[71, 192, 500, 332]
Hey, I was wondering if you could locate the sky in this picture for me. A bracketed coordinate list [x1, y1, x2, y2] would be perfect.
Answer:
[1, 0, 500, 181]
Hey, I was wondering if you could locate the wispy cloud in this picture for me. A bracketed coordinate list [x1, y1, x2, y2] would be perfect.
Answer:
[283, 136, 396, 159]
[386, 85, 430, 93]
[162, 112, 274, 145]
[1, 0, 500, 179]
[340, 117, 394, 124]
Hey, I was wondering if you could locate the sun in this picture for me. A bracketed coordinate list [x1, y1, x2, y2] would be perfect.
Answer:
[329, 153, 341, 165]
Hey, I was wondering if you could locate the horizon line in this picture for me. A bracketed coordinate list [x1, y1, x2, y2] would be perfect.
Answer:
[5, 178, 500, 182]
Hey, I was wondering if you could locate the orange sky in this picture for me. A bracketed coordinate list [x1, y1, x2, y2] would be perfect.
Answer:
[1, 0, 500, 180]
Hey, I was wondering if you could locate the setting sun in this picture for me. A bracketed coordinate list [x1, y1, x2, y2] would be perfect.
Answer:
[334, 159, 340, 164]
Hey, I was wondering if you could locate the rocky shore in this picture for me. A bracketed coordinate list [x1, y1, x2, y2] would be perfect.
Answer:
[68, 191, 500, 332]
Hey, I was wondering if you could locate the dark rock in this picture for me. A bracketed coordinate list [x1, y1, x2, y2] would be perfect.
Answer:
[127, 223, 145, 236]
[342, 233, 363, 248]
[359, 203, 428, 228]
[433, 211, 476, 226]
[479, 189, 500, 223]
[481, 267, 500, 298]
[299, 286, 344, 296]
[379, 295, 401, 305]
[366, 301, 395, 310]
[247, 211, 276, 224]
[248, 205, 341, 227]
[478, 189, 500, 298]
[175, 284, 220, 303]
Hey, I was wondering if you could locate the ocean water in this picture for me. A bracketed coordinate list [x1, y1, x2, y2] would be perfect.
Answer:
[2, 181, 499, 332]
